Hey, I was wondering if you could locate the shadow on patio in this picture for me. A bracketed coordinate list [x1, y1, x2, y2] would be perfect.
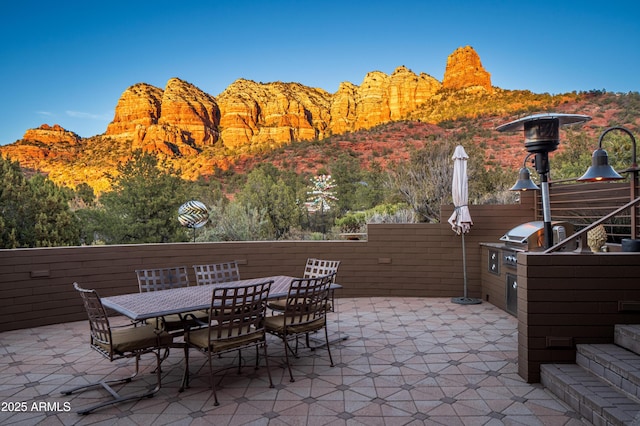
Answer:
[0, 297, 586, 425]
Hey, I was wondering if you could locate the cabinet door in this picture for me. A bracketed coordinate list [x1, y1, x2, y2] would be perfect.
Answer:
[506, 273, 517, 317]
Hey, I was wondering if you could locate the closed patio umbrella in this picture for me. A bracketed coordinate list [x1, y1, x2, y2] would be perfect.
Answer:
[448, 145, 481, 305]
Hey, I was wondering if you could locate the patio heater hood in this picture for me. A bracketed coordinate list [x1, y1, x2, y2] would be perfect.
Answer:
[496, 113, 592, 155]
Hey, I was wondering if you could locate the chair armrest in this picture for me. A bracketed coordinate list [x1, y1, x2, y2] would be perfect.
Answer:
[181, 312, 210, 329]
[110, 322, 139, 330]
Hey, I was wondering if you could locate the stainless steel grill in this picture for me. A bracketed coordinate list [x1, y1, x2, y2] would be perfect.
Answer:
[499, 220, 574, 252]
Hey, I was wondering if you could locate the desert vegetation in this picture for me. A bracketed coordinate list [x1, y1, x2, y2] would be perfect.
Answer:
[1, 91, 639, 248]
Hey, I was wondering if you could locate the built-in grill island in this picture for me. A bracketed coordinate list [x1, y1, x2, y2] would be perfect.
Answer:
[481, 221, 574, 316]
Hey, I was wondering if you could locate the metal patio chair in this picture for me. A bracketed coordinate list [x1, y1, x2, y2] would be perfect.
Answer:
[192, 261, 241, 285]
[180, 280, 274, 406]
[61, 283, 173, 415]
[264, 273, 335, 382]
[267, 258, 340, 312]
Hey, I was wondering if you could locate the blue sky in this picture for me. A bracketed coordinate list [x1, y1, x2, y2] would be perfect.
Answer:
[1, 0, 638, 145]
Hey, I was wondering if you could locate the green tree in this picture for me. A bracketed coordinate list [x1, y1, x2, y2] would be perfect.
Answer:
[0, 156, 29, 248]
[330, 154, 385, 213]
[0, 156, 81, 248]
[188, 175, 226, 209]
[73, 182, 96, 207]
[201, 199, 268, 241]
[28, 174, 81, 247]
[235, 164, 302, 239]
[87, 150, 191, 244]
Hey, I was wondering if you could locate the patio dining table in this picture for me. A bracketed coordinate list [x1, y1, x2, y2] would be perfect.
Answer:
[102, 275, 342, 321]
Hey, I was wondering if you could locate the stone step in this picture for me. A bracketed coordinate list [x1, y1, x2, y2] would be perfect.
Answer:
[615, 324, 640, 356]
[540, 324, 640, 425]
[577, 343, 640, 401]
[541, 363, 640, 425]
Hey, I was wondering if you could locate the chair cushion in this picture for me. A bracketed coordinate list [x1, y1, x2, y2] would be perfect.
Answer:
[150, 310, 209, 331]
[267, 298, 287, 311]
[264, 314, 325, 334]
[96, 324, 172, 354]
[186, 326, 265, 353]
[267, 298, 331, 313]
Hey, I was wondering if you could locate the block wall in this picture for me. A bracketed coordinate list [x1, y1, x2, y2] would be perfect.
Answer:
[518, 251, 640, 382]
[0, 203, 532, 332]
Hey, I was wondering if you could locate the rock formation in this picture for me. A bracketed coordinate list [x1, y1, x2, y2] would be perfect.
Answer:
[98, 47, 484, 152]
[105, 83, 163, 138]
[329, 82, 358, 134]
[388, 66, 441, 120]
[442, 46, 492, 91]
[9, 46, 495, 161]
[216, 79, 331, 149]
[2, 124, 80, 171]
[353, 71, 391, 130]
[22, 124, 81, 145]
[156, 78, 219, 150]
[105, 79, 217, 156]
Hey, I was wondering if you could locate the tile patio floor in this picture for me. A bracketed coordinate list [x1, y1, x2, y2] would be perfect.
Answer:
[0, 297, 590, 425]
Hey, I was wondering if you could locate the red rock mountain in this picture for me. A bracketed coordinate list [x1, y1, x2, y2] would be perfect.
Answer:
[22, 124, 81, 145]
[4, 45, 593, 192]
[43, 46, 489, 154]
[99, 63, 448, 153]
[442, 46, 492, 91]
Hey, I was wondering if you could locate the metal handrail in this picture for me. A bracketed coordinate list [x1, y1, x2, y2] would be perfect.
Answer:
[544, 195, 640, 253]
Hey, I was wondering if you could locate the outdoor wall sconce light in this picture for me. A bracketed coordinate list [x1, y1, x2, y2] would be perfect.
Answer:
[497, 113, 592, 248]
[510, 153, 540, 191]
[578, 126, 639, 240]
[577, 126, 637, 182]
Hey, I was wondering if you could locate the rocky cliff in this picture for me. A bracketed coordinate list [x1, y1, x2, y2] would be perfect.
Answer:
[96, 45, 490, 154]
[6, 45, 573, 191]
[22, 124, 81, 145]
[0, 124, 81, 171]
[443, 46, 492, 91]
[105, 79, 218, 156]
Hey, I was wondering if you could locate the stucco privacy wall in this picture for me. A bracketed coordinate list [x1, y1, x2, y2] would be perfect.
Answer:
[0, 201, 534, 333]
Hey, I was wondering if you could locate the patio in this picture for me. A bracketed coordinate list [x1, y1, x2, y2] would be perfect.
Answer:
[0, 297, 587, 425]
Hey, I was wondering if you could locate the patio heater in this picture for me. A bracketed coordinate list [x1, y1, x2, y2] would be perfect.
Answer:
[577, 126, 638, 241]
[497, 113, 591, 249]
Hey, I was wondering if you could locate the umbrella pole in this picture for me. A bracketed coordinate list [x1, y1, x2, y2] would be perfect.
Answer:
[462, 232, 467, 298]
[452, 231, 481, 305]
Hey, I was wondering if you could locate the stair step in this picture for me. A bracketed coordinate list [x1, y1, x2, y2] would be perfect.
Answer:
[541, 325, 640, 425]
[615, 324, 640, 355]
[541, 363, 640, 425]
[577, 343, 640, 401]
